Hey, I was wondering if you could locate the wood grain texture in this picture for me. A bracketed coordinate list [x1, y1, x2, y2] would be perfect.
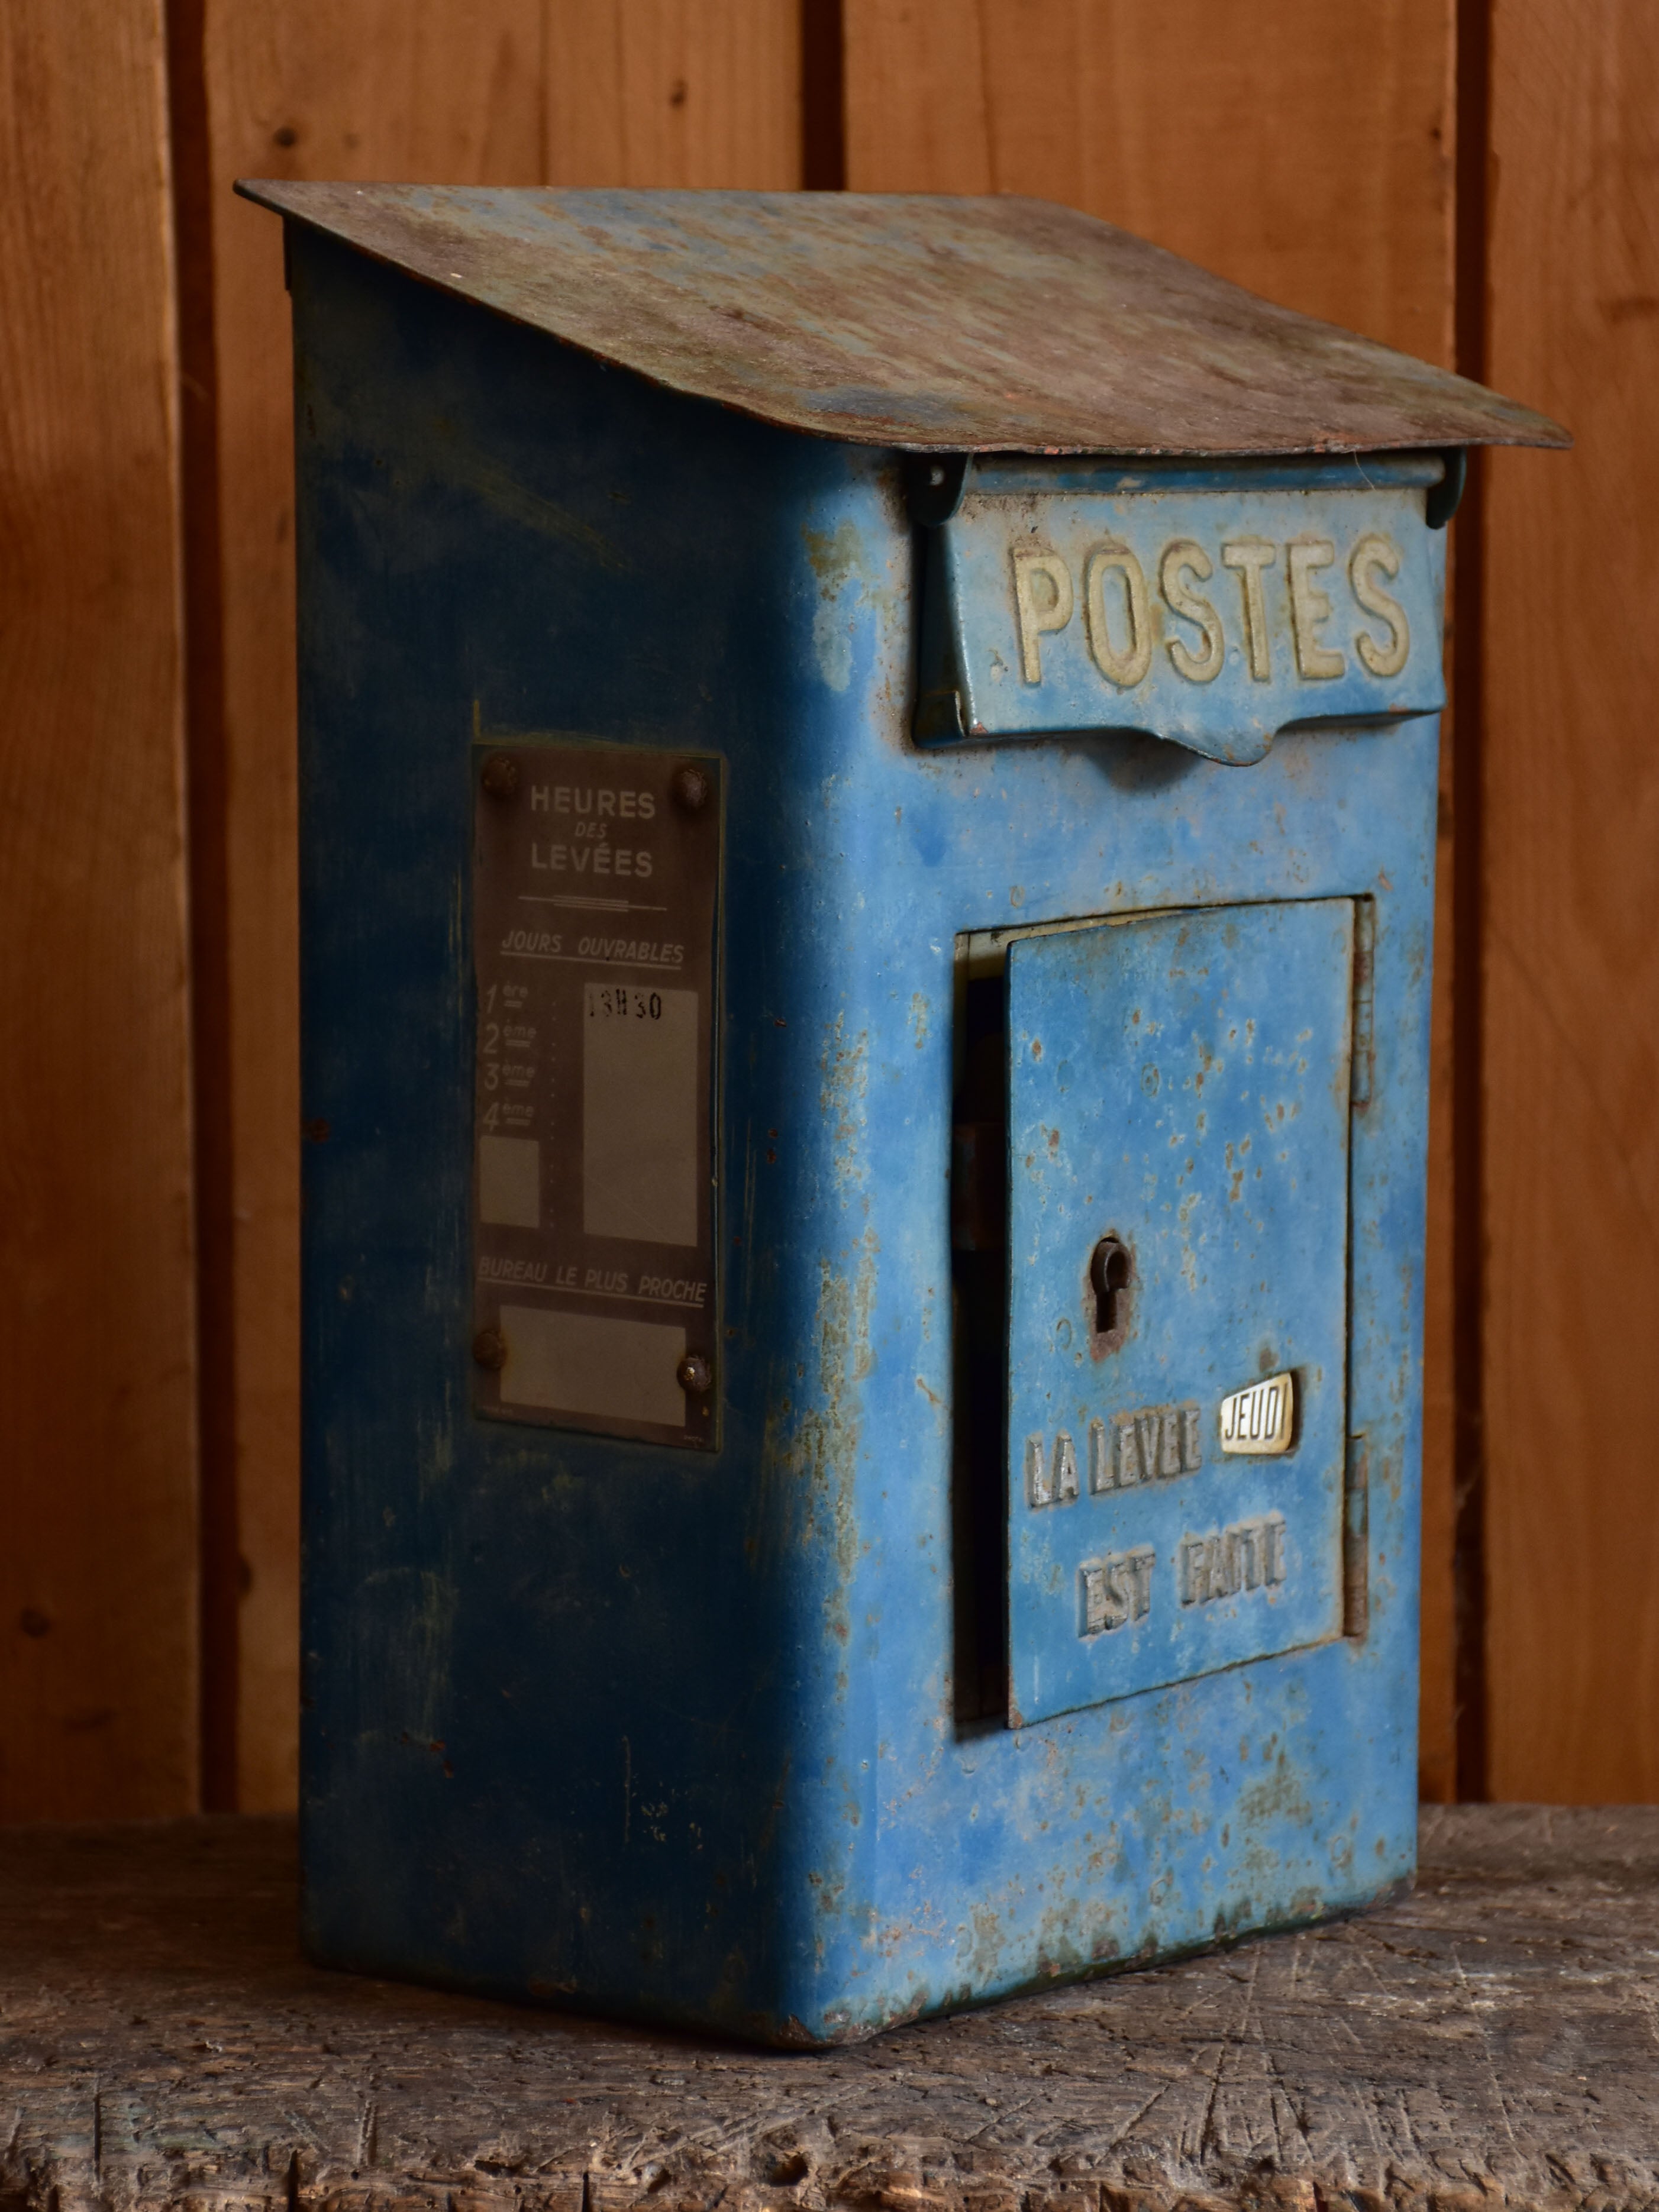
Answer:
[0, 0, 198, 1814]
[844, 0, 1455, 358]
[1482, 1, 1659, 1799]
[546, 0, 801, 188]
[198, 0, 802, 1811]
[843, 0, 1461, 1799]
[2, 1810, 1657, 2210]
[199, 0, 547, 1818]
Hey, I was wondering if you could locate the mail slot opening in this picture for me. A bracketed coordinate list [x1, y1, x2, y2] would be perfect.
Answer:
[950, 940, 1009, 1726]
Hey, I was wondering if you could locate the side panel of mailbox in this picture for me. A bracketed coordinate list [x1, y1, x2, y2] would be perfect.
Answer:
[289, 231, 883, 2040]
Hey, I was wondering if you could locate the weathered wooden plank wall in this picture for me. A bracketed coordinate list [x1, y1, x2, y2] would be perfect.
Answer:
[190, 0, 546, 1819]
[841, 0, 1462, 1798]
[1480, 0, 1659, 1799]
[5, 0, 1647, 1816]
[0, 0, 198, 1814]
[186, 0, 801, 1810]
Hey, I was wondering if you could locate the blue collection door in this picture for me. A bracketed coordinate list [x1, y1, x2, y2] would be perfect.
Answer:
[1005, 900, 1355, 1727]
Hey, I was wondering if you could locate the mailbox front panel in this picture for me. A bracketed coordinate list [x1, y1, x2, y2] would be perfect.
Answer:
[1006, 900, 1354, 1726]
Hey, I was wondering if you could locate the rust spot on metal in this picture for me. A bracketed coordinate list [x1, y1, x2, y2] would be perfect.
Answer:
[674, 1352, 712, 1396]
[478, 750, 519, 802]
[670, 761, 711, 813]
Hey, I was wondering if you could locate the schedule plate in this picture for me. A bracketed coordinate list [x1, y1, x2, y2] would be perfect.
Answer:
[470, 739, 720, 1448]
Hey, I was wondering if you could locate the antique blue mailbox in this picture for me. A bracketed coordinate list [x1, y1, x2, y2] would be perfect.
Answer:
[243, 184, 1564, 2042]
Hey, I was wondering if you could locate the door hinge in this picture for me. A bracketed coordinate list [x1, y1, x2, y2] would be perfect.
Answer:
[1343, 1433, 1369, 1638]
[1351, 899, 1376, 1107]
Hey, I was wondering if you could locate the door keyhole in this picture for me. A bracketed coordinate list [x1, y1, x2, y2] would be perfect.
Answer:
[1090, 1236, 1133, 1341]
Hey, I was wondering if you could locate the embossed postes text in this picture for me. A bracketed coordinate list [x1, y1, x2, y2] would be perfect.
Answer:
[1011, 531, 1411, 693]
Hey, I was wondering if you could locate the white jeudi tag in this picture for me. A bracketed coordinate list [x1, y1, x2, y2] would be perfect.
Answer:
[1219, 1372, 1295, 1455]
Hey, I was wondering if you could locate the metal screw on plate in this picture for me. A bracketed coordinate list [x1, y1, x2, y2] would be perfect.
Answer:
[479, 752, 520, 802]
[670, 763, 711, 814]
[472, 1328, 507, 1371]
[676, 1351, 712, 1396]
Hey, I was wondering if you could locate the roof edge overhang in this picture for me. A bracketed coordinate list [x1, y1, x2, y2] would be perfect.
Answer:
[238, 181, 1571, 460]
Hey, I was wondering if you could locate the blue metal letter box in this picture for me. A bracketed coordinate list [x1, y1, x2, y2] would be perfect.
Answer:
[242, 183, 1566, 2042]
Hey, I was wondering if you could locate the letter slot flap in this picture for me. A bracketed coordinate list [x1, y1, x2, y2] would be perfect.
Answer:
[918, 467, 1446, 762]
[1005, 899, 1356, 1727]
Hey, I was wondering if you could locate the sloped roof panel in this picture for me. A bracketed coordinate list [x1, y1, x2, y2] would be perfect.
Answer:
[238, 183, 1567, 456]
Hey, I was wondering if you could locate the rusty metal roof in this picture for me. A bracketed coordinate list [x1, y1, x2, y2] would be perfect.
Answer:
[237, 183, 1567, 457]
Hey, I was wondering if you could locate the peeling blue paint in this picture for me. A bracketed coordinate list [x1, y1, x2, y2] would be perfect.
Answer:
[290, 224, 1438, 2048]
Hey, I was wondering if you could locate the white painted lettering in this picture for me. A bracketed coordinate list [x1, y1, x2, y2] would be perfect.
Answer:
[637, 1275, 709, 1306]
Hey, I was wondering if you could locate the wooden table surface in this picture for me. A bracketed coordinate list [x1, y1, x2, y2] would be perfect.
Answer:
[1, 1808, 1655, 2212]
